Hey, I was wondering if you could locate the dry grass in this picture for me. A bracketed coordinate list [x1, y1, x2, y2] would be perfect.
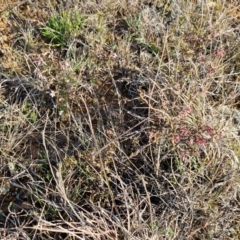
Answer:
[0, 0, 240, 239]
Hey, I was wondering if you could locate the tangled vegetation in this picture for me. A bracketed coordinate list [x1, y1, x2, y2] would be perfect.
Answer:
[0, 0, 240, 239]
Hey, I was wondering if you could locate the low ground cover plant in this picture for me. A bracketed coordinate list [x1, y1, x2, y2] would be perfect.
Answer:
[0, 0, 240, 239]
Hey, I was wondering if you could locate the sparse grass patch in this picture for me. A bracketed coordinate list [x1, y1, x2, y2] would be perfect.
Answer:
[0, 0, 240, 239]
[40, 10, 86, 47]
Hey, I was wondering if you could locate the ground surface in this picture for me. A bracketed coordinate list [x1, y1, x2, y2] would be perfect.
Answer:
[0, 0, 240, 239]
